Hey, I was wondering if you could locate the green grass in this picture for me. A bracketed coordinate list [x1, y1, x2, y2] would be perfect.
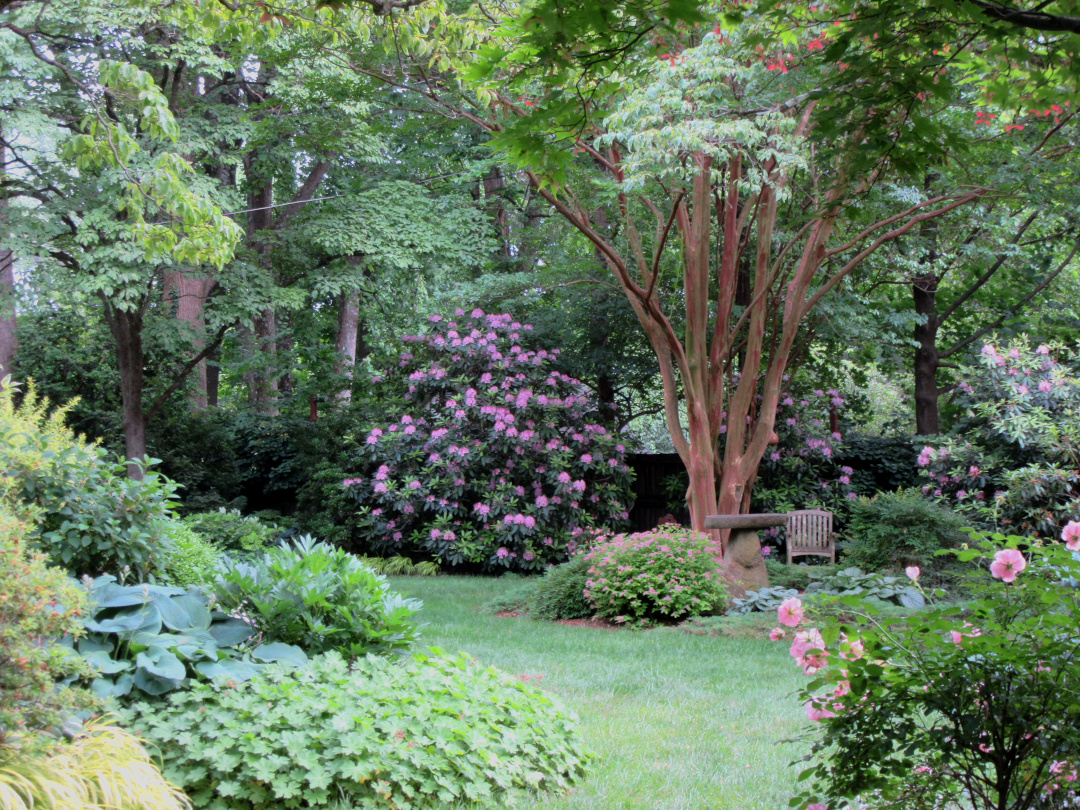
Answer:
[390, 576, 811, 810]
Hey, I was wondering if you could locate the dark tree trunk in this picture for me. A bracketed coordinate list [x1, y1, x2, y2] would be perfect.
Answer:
[913, 271, 941, 435]
[206, 348, 220, 408]
[104, 304, 147, 479]
[0, 138, 16, 380]
[251, 308, 279, 415]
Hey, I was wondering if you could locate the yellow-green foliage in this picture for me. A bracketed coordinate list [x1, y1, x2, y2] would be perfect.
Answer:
[159, 521, 221, 588]
[0, 499, 96, 750]
[0, 719, 191, 810]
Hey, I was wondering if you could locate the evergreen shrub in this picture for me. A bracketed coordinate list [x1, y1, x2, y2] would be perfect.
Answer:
[843, 488, 967, 574]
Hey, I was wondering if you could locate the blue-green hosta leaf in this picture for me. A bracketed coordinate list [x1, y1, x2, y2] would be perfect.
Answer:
[158, 592, 211, 631]
[898, 588, 926, 609]
[136, 647, 187, 682]
[251, 643, 308, 667]
[209, 618, 254, 647]
[82, 649, 132, 675]
[194, 659, 262, 683]
[133, 668, 182, 696]
[91, 673, 134, 699]
[85, 604, 162, 635]
[77, 637, 114, 655]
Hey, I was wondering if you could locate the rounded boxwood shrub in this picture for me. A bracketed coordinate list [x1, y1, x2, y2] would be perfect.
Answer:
[843, 488, 967, 574]
[125, 650, 592, 809]
[583, 526, 729, 624]
[341, 310, 634, 572]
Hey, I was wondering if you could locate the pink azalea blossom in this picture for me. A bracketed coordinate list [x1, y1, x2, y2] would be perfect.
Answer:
[807, 802, 828, 810]
[805, 701, 836, 722]
[990, 548, 1027, 583]
[778, 597, 804, 627]
[1061, 520, 1080, 552]
[769, 627, 785, 641]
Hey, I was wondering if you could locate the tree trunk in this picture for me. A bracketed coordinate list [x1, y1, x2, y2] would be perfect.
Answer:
[105, 304, 147, 479]
[251, 308, 279, 415]
[913, 271, 941, 435]
[0, 137, 16, 381]
[206, 348, 220, 407]
[163, 271, 216, 408]
[334, 288, 361, 400]
[0, 245, 15, 381]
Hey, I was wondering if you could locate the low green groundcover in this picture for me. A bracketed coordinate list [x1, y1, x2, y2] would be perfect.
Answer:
[125, 650, 590, 809]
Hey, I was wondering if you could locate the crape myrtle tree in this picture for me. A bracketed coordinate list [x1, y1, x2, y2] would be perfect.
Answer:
[343, 4, 1043, 585]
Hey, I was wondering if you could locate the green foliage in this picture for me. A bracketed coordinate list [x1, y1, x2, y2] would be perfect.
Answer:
[124, 650, 592, 809]
[524, 554, 594, 622]
[844, 488, 967, 575]
[728, 586, 801, 616]
[148, 410, 246, 513]
[357, 555, 441, 577]
[583, 527, 728, 624]
[181, 509, 278, 556]
[72, 575, 306, 701]
[765, 560, 836, 591]
[213, 535, 422, 658]
[0, 501, 97, 751]
[790, 536, 1080, 810]
[805, 567, 924, 608]
[0, 383, 177, 578]
[159, 521, 222, 589]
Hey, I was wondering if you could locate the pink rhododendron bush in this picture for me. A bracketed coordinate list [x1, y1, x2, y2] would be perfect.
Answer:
[917, 337, 1080, 539]
[583, 526, 729, 624]
[341, 310, 633, 572]
[778, 528, 1080, 810]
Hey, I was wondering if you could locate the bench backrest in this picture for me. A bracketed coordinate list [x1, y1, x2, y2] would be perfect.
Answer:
[786, 509, 835, 564]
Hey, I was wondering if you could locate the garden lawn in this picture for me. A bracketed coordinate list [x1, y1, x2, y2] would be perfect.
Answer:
[390, 576, 810, 810]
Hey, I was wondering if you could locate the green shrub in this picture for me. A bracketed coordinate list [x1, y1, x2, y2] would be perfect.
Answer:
[0, 383, 178, 579]
[182, 508, 278, 556]
[125, 651, 591, 809]
[159, 521, 221, 588]
[583, 526, 728, 624]
[843, 488, 967, 574]
[526, 554, 594, 621]
[213, 535, 422, 657]
[71, 576, 306, 701]
[764, 560, 837, 590]
[0, 499, 97, 750]
[479, 582, 537, 615]
[357, 555, 441, 577]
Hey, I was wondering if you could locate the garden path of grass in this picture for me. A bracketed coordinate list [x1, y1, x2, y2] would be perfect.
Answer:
[390, 576, 812, 810]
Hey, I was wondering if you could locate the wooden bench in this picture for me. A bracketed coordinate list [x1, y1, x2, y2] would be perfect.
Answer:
[786, 509, 835, 564]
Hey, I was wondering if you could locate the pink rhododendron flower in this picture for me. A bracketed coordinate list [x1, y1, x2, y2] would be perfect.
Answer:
[990, 548, 1027, 583]
[1061, 521, 1080, 552]
[1036, 344, 1050, 354]
[496, 547, 509, 558]
[778, 597, 804, 627]
[807, 804, 828, 810]
[981, 344, 997, 356]
[905, 566, 920, 581]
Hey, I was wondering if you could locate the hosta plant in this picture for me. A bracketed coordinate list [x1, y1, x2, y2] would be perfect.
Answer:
[340, 309, 634, 572]
[583, 526, 729, 624]
[213, 535, 422, 657]
[781, 532, 1080, 810]
[124, 650, 592, 809]
[70, 576, 306, 700]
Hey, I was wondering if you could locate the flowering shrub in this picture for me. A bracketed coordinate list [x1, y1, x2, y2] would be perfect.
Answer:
[583, 526, 728, 623]
[917, 337, 1080, 538]
[775, 532, 1080, 810]
[341, 310, 634, 572]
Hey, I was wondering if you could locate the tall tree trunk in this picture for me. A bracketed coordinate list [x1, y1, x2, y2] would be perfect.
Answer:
[0, 137, 16, 381]
[913, 271, 941, 435]
[104, 303, 147, 479]
[206, 347, 220, 408]
[334, 288, 361, 401]
[251, 308, 279, 415]
[163, 271, 216, 408]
